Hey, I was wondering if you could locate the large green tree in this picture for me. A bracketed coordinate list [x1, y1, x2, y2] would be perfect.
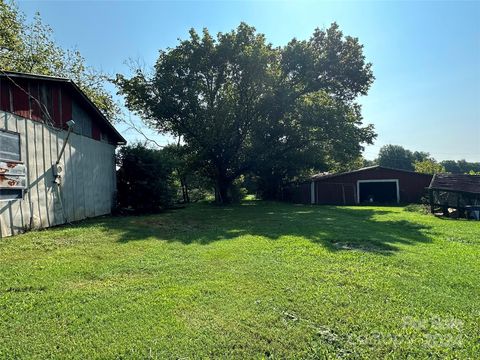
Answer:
[377, 144, 434, 171]
[377, 144, 416, 170]
[414, 159, 445, 174]
[116, 23, 375, 203]
[0, 0, 119, 121]
[116, 144, 177, 212]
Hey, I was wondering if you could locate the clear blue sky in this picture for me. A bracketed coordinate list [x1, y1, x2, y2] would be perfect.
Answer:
[18, 0, 480, 162]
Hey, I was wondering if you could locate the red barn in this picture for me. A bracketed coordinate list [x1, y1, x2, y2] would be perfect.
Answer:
[0, 71, 126, 237]
[284, 166, 433, 205]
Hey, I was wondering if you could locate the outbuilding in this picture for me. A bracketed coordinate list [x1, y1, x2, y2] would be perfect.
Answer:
[284, 165, 433, 205]
[0, 71, 126, 237]
[428, 173, 480, 218]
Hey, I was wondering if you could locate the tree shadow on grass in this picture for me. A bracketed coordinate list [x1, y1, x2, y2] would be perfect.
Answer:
[76, 201, 432, 255]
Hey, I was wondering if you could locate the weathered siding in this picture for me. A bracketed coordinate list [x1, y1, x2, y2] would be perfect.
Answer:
[72, 100, 93, 137]
[0, 78, 115, 144]
[0, 110, 116, 238]
[0, 77, 66, 127]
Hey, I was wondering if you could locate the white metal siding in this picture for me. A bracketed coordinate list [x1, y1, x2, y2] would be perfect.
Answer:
[0, 110, 116, 237]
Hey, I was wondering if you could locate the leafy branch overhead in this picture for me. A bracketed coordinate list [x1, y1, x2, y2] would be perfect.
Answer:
[0, 0, 120, 122]
[116, 22, 376, 203]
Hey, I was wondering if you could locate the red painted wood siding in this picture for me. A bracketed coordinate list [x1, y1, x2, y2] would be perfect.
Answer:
[315, 182, 356, 205]
[61, 90, 72, 127]
[51, 84, 62, 127]
[12, 80, 30, 119]
[0, 79, 72, 129]
[92, 123, 101, 140]
[29, 82, 42, 121]
[0, 76, 118, 144]
[0, 79, 10, 111]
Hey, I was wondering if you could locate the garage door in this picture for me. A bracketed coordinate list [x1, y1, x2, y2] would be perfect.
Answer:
[358, 180, 399, 204]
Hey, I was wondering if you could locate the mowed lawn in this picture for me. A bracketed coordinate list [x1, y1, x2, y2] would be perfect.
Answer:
[0, 201, 479, 359]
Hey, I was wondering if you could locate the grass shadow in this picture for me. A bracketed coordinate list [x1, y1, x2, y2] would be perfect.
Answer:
[74, 201, 432, 255]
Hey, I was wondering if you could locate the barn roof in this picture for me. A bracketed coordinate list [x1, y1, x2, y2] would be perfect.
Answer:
[311, 165, 431, 181]
[0, 70, 126, 145]
[429, 174, 480, 194]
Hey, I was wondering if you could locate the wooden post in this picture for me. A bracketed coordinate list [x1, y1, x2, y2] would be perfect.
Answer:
[310, 181, 315, 204]
[429, 189, 435, 214]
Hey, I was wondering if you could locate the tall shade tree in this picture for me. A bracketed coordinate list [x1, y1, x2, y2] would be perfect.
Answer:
[0, 0, 22, 56]
[0, 0, 119, 121]
[377, 144, 416, 171]
[116, 23, 376, 203]
[376, 145, 433, 172]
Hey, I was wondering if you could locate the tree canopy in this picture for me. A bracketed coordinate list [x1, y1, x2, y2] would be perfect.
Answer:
[116, 23, 376, 203]
[414, 159, 445, 174]
[375, 144, 480, 175]
[0, 0, 119, 121]
[376, 144, 432, 171]
[116, 144, 177, 212]
[441, 159, 480, 174]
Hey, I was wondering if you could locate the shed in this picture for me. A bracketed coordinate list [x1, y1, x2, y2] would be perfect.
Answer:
[0, 71, 126, 237]
[284, 165, 433, 205]
[428, 174, 480, 215]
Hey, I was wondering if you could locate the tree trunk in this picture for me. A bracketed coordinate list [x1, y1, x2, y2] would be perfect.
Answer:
[215, 178, 232, 204]
[184, 178, 190, 203]
[180, 177, 187, 203]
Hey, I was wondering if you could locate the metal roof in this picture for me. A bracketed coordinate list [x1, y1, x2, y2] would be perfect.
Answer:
[0, 70, 126, 145]
[311, 165, 431, 181]
[429, 174, 480, 194]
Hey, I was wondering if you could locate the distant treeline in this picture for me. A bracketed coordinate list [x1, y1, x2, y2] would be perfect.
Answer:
[365, 145, 479, 174]
[439, 160, 480, 174]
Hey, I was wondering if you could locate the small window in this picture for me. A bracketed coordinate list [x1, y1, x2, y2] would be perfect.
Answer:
[0, 189, 23, 201]
[0, 130, 20, 161]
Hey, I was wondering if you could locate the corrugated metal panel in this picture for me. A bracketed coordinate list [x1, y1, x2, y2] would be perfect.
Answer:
[0, 110, 117, 238]
[0, 161, 27, 188]
[429, 174, 480, 194]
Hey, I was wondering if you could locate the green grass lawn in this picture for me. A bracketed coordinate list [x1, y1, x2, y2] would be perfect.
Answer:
[0, 201, 479, 359]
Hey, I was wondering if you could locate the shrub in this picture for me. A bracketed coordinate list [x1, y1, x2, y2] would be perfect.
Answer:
[229, 176, 248, 203]
[404, 204, 430, 214]
[116, 144, 177, 213]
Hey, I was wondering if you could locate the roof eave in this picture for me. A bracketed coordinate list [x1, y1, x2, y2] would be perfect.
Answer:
[429, 187, 480, 195]
[310, 165, 433, 182]
[0, 70, 127, 145]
